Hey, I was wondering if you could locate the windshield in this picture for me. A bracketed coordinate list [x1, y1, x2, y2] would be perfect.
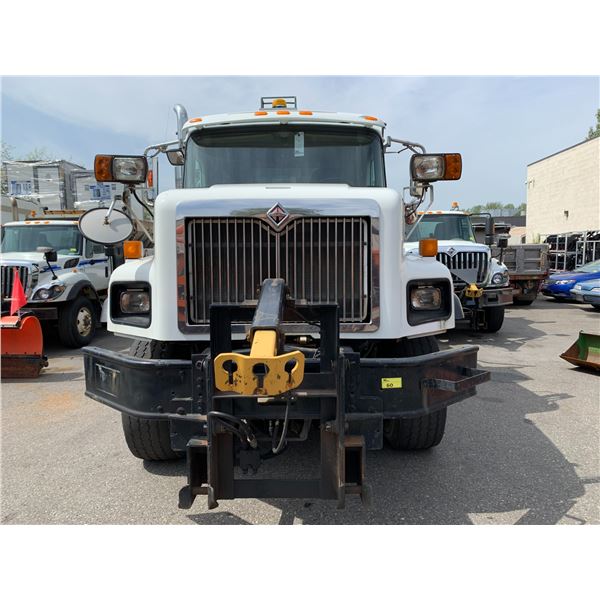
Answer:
[576, 259, 600, 273]
[184, 125, 385, 187]
[1, 225, 82, 255]
[406, 214, 476, 243]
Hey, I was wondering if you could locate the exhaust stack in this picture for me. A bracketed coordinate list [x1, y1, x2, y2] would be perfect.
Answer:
[173, 104, 188, 188]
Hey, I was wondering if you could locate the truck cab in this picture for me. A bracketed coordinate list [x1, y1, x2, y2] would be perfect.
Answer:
[1, 211, 110, 347]
[80, 97, 490, 509]
[405, 210, 513, 331]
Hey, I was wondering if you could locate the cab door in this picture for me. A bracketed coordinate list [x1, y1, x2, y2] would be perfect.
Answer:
[80, 239, 110, 296]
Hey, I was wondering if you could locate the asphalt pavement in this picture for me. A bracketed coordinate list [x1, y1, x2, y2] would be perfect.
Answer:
[1, 297, 599, 524]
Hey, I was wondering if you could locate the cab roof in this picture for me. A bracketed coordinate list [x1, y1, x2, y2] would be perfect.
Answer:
[181, 109, 387, 139]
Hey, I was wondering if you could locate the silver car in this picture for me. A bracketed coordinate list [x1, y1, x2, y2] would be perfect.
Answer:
[571, 277, 600, 310]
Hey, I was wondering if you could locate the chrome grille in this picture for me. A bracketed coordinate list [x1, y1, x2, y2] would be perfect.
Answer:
[186, 217, 370, 324]
[1, 266, 30, 301]
[436, 251, 489, 285]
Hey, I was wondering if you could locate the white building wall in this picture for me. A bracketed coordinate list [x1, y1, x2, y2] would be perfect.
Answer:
[526, 137, 600, 242]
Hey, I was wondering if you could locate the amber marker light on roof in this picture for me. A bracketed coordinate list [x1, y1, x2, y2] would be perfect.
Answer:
[276, 110, 290, 115]
[188, 118, 202, 123]
[255, 111, 268, 116]
[419, 239, 438, 257]
[362, 115, 379, 121]
[299, 110, 313, 115]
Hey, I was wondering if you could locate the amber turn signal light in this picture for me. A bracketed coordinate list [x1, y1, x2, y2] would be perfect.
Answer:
[94, 155, 113, 182]
[419, 238, 438, 257]
[124, 240, 143, 259]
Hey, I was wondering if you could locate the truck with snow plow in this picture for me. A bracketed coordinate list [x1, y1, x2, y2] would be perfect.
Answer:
[80, 96, 490, 509]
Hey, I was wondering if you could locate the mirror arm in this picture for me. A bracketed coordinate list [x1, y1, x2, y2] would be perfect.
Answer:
[44, 255, 58, 280]
[143, 139, 181, 158]
[385, 136, 427, 154]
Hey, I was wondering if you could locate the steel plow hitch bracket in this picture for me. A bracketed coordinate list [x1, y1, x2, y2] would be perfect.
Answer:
[214, 336, 306, 396]
[213, 279, 306, 396]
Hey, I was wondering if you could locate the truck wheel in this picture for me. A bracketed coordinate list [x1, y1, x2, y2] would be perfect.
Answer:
[482, 306, 505, 332]
[57, 296, 97, 348]
[383, 336, 447, 451]
[120, 339, 182, 461]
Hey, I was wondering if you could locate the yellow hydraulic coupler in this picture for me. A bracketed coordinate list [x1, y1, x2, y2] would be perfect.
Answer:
[214, 330, 305, 396]
[465, 283, 483, 298]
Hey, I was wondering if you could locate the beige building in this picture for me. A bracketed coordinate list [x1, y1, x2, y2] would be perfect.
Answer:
[526, 136, 600, 242]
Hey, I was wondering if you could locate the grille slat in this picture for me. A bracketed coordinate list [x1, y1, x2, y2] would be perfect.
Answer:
[436, 251, 489, 285]
[186, 217, 370, 324]
[1, 266, 30, 301]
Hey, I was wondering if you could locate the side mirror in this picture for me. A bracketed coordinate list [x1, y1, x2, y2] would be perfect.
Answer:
[497, 236, 509, 249]
[37, 247, 57, 262]
[484, 234, 495, 246]
[166, 149, 185, 166]
[94, 155, 148, 184]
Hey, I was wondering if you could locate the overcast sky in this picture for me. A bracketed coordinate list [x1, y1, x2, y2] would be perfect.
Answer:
[1, 76, 598, 210]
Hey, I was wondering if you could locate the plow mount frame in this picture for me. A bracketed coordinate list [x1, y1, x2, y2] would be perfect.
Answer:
[180, 278, 367, 509]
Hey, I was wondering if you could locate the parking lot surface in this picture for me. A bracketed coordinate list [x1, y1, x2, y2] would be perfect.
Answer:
[1, 298, 599, 525]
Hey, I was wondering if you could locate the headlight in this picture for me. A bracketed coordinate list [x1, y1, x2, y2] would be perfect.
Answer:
[556, 279, 576, 285]
[491, 271, 509, 285]
[120, 290, 150, 313]
[32, 284, 66, 301]
[410, 153, 462, 182]
[410, 286, 442, 310]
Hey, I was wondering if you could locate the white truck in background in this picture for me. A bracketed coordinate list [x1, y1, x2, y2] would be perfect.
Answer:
[1, 159, 157, 347]
[405, 210, 513, 332]
[1, 210, 110, 347]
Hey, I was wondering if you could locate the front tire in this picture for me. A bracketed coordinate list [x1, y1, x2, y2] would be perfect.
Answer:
[121, 339, 182, 461]
[383, 336, 448, 450]
[482, 306, 505, 333]
[57, 296, 97, 348]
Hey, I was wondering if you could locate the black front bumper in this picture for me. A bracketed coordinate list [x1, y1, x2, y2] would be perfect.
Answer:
[83, 343, 488, 451]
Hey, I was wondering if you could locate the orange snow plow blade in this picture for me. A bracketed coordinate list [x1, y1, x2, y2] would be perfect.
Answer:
[1, 314, 48, 378]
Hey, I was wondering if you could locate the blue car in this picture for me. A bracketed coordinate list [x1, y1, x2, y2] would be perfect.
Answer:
[570, 277, 600, 310]
[540, 259, 600, 299]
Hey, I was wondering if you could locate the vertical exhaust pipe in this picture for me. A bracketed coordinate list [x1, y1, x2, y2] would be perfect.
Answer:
[173, 104, 188, 189]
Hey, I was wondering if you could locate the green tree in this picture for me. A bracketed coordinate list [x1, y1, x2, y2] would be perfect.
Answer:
[21, 147, 55, 161]
[587, 109, 600, 140]
[514, 202, 527, 216]
[1, 141, 15, 161]
[502, 203, 515, 216]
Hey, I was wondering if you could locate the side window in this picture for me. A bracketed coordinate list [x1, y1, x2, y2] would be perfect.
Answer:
[84, 241, 105, 257]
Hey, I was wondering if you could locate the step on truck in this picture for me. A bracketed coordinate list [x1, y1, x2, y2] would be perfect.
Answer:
[81, 96, 490, 509]
[405, 209, 513, 332]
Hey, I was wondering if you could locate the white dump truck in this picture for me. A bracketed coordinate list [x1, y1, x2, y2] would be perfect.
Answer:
[81, 96, 489, 509]
[405, 210, 513, 331]
[1, 210, 112, 347]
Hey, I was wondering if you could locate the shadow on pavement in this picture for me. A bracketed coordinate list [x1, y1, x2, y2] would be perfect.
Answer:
[175, 362, 588, 525]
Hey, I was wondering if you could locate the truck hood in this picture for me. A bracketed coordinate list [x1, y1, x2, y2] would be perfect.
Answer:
[405, 240, 490, 255]
[0, 252, 81, 270]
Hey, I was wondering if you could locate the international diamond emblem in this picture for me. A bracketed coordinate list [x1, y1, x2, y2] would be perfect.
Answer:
[266, 203, 289, 227]
[447, 247, 457, 257]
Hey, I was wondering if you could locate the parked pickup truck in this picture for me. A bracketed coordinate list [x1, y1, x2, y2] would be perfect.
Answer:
[472, 221, 549, 305]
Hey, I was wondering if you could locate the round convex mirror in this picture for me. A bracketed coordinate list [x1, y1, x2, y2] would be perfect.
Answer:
[78, 207, 134, 246]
